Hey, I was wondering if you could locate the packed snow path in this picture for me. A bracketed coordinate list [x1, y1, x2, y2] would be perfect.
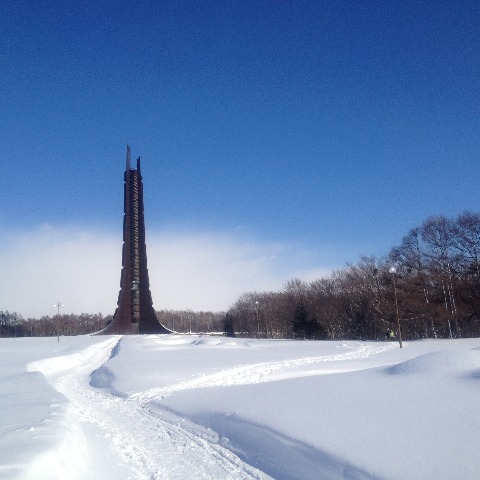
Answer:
[132, 341, 396, 405]
[28, 337, 271, 480]
[25, 336, 397, 480]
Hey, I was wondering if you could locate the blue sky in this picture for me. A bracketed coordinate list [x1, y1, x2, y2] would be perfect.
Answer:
[1, 1, 479, 317]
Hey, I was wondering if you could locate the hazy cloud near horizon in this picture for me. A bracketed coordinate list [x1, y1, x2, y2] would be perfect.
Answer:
[0, 225, 334, 318]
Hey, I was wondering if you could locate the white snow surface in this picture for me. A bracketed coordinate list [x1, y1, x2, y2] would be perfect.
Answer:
[1, 334, 479, 480]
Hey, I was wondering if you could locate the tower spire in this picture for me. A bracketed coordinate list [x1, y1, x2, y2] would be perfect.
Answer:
[126, 145, 131, 171]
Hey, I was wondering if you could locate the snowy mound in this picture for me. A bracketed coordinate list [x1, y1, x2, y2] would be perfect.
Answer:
[336, 342, 358, 348]
[191, 337, 251, 347]
[387, 349, 480, 376]
[140, 335, 193, 347]
[191, 337, 224, 346]
[139, 335, 249, 348]
[89, 366, 115, 389]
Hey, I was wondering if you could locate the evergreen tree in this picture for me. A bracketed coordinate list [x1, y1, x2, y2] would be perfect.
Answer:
[223, 313, 235, 337]
[292, 302, 308, 339]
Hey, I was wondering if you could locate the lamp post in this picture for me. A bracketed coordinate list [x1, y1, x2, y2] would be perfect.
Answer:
[389, 267, 403, 348]
[53, 301, 64, 342]
[255, 301, 260, 338]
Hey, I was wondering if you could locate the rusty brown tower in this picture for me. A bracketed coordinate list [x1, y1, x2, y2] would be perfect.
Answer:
[104, 146, 170, 334]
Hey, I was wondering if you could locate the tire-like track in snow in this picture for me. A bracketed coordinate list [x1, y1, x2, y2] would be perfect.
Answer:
[132, 343, 395, 405]
[29, 338, 395, 479]
[29, 337, 271, 480]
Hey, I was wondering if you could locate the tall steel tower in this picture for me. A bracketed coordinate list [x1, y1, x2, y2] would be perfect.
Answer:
[103, 146, 169, 334]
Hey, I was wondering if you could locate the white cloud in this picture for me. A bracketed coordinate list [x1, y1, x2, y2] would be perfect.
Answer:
[0, 225, 335, 318]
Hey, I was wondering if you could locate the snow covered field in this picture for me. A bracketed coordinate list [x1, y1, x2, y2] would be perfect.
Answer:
[1, 334, 479, 480]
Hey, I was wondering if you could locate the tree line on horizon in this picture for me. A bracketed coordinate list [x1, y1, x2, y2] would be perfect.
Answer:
[225, 211, 480, 340]
[0, 312, 110, 338]
[2, 211, 480, 341]
[0, 310, 225, 338]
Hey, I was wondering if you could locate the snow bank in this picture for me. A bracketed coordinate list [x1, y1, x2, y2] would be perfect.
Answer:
[386, 349, 480, 375]
[0, 336, 118, 480]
